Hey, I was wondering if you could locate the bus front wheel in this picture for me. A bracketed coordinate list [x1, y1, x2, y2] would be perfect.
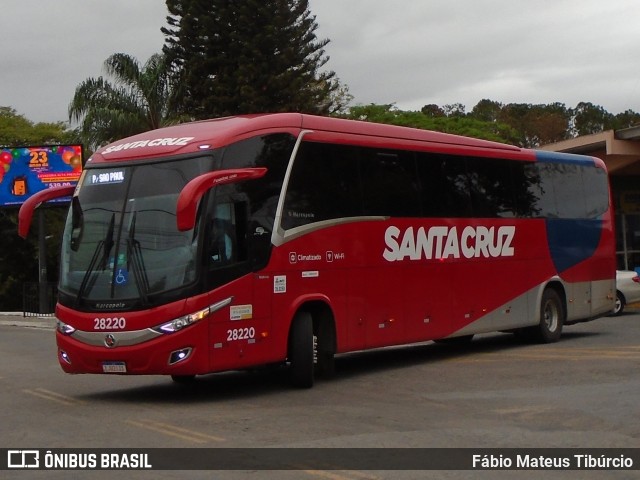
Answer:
[171, 375, 196, 384]
[288, 312, 314, 388]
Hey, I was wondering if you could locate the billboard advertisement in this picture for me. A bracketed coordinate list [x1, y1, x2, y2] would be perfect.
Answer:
[0, 145, 83, 207]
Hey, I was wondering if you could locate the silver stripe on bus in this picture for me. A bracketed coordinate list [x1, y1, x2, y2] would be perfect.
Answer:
[70, 297, 235, 347]
[274, 215, 388, 246]
[71, 328, 162, 347]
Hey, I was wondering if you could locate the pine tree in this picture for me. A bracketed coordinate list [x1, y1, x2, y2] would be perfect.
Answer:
[162, 0, 339, 118]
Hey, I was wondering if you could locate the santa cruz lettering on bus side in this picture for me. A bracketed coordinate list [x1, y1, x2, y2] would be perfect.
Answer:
[383, 225, 515, 262]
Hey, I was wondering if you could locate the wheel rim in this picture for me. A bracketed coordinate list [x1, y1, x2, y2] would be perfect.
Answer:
[614, 295, 622, 314]
[543, 299, 559, 332]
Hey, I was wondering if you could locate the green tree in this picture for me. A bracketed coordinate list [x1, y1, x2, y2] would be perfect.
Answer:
[344, 104, 517, 144]
[325, 80, 353, 116]
[532, 102, 571, 146]
[345, 104, 401, 124]
[0, 107, 74, 146]
[571, 102, 614, 136]
[162, 0, 341, 118]
[443, 103, 466, 118]
[420, 104, 445, 117]
[611, 109, 640, 130]
[69, 53, 183, 151]
[469, 99, 503, 123]
[498, 103, 570, 147]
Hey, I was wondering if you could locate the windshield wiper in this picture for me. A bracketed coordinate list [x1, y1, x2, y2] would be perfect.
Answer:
[75, 213, 115, 306]
[126, 211, 150, 305]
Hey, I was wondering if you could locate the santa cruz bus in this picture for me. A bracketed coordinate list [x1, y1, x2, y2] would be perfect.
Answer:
[19, 114, 615, 388]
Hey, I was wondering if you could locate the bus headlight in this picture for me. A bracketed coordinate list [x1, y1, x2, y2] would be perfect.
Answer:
[57, 319, 76, 335]
[153, 306, 211, 334]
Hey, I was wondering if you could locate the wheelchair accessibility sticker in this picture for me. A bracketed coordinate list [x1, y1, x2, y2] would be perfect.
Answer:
[114, 269, 129, 286]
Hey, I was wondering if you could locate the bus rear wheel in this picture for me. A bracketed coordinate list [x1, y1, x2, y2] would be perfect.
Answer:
[434, 335, 474, 345]
[288, 312, 314, 388]
[519, 288, 564, 343]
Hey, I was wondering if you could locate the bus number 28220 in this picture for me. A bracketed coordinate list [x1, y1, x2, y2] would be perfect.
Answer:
[227, 327, 256, 341]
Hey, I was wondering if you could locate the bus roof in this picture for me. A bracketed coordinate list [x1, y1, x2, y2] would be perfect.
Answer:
[87, 113, 526, 165]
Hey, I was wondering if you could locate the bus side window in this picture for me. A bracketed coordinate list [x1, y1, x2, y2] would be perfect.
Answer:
[210, 218, 234, 263]
[417, 154, 472, 218]
[360, 149, 421, 217]
[208, 202, 236, 265]
[208, 201, 250, 266]
[233, 201, 249, 262]
[282, 142, 361, 230]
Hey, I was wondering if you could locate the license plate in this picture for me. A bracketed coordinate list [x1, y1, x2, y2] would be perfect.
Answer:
[102, 361, 127, 373]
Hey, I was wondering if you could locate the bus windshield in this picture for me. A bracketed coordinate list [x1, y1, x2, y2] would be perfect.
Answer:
[60, 155, 219, 307]
[58, 132, 297, 311]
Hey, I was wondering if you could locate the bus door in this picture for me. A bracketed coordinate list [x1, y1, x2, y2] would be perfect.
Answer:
[204, 198, 275, 370]
[208, 275, 273, 371]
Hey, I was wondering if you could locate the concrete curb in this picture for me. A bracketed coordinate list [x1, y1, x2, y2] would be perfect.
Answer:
[0, 312, 55, 330]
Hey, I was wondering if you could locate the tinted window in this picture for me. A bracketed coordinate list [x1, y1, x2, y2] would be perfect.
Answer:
[582, 167, 609, 218]
[549, 163, 586, 218]
[283, 143, 422, 230]
[360, 149, 421, 217]
[514, 162, 544, 217]
[525, 162, 608, 219]
[220, 133, 294, 224]
[417, 153, 471, 217]
[282, 142, 361, 230]
[467, 157, 518, 218]
[281, 141, 608, 227]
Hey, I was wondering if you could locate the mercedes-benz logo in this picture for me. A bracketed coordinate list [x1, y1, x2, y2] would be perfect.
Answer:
[104, 334, 117, 348]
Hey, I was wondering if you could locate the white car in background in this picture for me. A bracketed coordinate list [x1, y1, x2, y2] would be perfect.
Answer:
[612, 270, 640, 315]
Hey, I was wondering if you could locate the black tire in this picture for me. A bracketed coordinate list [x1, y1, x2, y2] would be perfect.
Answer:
[315, 319, 336, 378]
[519, 288, 564, 343]
[612, 291, 625, 316]
[171, 375, 196, 384]
[289, 312, 314, 388]
[434, 335, 474, 345]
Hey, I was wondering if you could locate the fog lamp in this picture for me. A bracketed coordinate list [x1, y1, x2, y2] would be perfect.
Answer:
[169, 347, 192, 365]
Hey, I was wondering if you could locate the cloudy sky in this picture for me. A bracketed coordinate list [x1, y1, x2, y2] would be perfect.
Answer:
[3, 0, 640, 124]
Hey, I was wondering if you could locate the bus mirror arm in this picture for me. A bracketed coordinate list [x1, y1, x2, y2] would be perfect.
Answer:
[176, 168, 268, 232]
[18, 185, 76, 239]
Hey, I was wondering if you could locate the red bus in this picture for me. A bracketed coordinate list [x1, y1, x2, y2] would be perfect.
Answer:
[19, 114, 615, 388]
